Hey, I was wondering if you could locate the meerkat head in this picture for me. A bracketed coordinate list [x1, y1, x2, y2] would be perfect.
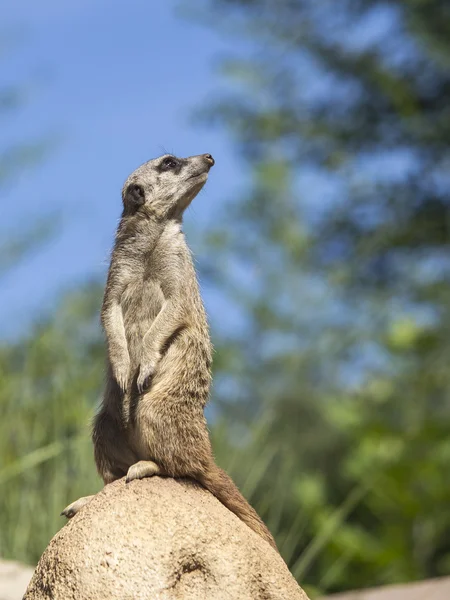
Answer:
[121, 153, 215, 220]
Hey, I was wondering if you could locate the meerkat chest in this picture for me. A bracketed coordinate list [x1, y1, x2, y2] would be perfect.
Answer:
[121, 276, 164, 314]
[120, 224, 184, 319]
[145, 222, 191, 282]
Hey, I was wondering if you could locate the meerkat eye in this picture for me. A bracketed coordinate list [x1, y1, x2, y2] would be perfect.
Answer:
[161, 157, 178, 170]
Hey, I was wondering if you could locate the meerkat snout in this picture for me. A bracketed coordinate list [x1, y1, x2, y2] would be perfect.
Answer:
[203, 153, 215, 167]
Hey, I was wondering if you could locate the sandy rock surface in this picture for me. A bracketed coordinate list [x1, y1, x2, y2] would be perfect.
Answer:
[24, 477, 308, 600]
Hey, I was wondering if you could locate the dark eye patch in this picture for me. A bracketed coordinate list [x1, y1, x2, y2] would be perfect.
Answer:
[157, 155, 185, 174]
[161, 157, 178, 170]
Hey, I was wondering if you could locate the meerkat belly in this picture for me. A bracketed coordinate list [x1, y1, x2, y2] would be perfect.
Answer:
[121, 279, 165, 367]
[131, 325, 212, 465]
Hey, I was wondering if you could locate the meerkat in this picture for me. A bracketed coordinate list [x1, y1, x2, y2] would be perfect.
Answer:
[62, 153, 277, 550]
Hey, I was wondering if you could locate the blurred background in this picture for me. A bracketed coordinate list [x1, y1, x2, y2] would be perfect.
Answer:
[1, 0, 449, 596]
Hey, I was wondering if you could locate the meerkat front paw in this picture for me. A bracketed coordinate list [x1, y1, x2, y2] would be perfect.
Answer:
[126, 460, 161, 482]
[111, 352, 131, 391]
[137, 354, 161, 393]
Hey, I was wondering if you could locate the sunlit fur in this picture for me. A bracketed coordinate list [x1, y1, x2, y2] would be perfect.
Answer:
[62, 153, 277, 551]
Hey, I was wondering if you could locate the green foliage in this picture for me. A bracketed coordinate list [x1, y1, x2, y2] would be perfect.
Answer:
[0, 36, 74, 562]
[183, 0, 450, 593]
[0, 286, 104, 564]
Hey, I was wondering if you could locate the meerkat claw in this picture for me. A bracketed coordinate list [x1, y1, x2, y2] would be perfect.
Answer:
[136, 377, 151, 394]
[137, 363, 157, 393]
[113, 363, 130, 392]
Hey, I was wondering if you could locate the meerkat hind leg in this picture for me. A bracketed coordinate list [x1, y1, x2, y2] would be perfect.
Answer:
[126, 460, 161, 483]
[61, 494, 95, 519]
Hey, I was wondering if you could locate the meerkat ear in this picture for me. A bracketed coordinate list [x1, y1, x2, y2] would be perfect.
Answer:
[123, 183, 146, 211]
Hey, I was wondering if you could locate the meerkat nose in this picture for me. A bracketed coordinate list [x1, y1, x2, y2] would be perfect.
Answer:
[203, 154, 215, 167]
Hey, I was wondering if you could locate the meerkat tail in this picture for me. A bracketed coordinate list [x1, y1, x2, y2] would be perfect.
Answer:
[199, 465, 278, 550]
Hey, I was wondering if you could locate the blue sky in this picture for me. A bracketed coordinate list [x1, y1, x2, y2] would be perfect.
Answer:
[1, 0, 415, 343]
[1, 0, 246, 337]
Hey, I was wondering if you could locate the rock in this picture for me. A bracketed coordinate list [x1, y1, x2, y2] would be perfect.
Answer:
[0, 560, 34, 600]
[24, 477, 308, 600]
